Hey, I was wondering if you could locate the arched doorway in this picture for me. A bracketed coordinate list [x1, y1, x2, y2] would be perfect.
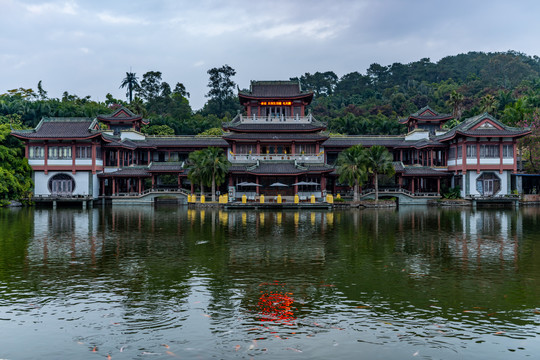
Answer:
[48, 173, 75, 196]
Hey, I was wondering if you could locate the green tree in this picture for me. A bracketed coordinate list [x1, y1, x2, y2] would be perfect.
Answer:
[137, 71, 163, 103]
[141, 124, 175, 135]
[479, 94, 498, 114]
[119, 72, 140, 103]
[446, 90, 465, 120]
[196, 127, 224, 136]
[336, 145, 368, 202]
[518, 109, 540, 173]
[37, 81, 48, 100]
[187, 150, 207, 196]
[202, 147, 230, 202]
[1, 122, 33, 204]
[364, 145, 395, 202]
[206, 65, 237, 117]
[186, 147, 230, 201]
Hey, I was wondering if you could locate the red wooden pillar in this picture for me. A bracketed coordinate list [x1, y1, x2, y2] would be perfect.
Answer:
[411, 177, 415, 193]
[321, 176, 326, 197]
[147, 150, 151, 165]
[476, 141, 481, 173]
[437, 178, 441, 194]
[44, 142, 48, 175]
[499, 142, 503, 174]
[513, 140, 517, 173]
[112, 178, 116, 195]
[461, 142, 467, 173]
[138, 178, 142, 194]
[91, 142, 97, 174]
[256, 177, 260, 195]
[72, 142, 76, 174]
[294, 176, 298, 194]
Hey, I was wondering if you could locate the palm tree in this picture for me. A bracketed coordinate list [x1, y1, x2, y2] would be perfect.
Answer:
[187, 150, 208, 196]
[187, 147, 230, 201]
[336, 145, 368, 202]
[120, 72, 140, 103]
[446, 90, 464, 120]
[480, 94, 498, 114]
[364, 145, 395, 202]
[201, 147, 230, 202]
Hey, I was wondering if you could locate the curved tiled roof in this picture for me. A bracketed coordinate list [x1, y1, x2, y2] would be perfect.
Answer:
[402, 166, 452, 176]
[239, 80, 313, 98]
[148, 162, 185, 172]
[436, 113, 530, 141]
[11, 117, 101, 139]
[97, 107, 142, 122]
[229, 162, 333, 175]
[98, 168, 151, 177]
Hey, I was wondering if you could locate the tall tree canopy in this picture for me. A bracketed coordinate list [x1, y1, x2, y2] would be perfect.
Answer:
[204, 64, 240, 117]
[119, 72, 139, 103]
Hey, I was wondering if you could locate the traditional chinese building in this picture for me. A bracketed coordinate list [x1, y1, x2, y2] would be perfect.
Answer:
[224, 80, 333, 199]
[11, 83, 532, 204]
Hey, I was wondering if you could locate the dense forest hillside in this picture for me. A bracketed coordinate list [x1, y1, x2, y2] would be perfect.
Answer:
[1, 51, 539, 136]
[295, 50, 540, 134]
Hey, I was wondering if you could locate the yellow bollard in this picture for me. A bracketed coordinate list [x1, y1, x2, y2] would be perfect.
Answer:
[336, 193, 341, 200]
[224, 194, 228, 203]
[192, 194, 197, 203]
[277, 194, 282, 204]
[242, 194, 247, 204]
[294, 194, 299, 204]
[327, 194, 334, 204]
[260, 194, 265, 204]
[201, 195, 205, 204]
[310, 194, 315, 203]
[187, 194, 192, 203]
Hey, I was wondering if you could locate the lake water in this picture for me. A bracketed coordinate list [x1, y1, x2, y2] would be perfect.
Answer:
[0, 205, 539, 359]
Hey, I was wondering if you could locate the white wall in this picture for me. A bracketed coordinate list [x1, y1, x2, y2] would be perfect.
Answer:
[33, 171, 100, 198]
[466, 170, 510, 196]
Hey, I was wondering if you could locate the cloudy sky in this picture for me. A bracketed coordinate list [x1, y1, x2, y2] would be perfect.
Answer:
[1, 0, 539, 109]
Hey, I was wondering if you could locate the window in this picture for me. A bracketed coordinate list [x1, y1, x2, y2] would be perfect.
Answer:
[296, 144, 316, 154]
[76, 146, 92, 159]
[502, 144, 513, 158]
[48, 173, 75, 195]
[466, 145, 477, 158]
[476, 172, 501, 196]
[237, 144, 257, 154]
[448, 147, 455, 160]
[457, 146, 462, 159]
[480, 145, 499, 158]
[29, 146, 44, 159]
[48, 146, 72, 159]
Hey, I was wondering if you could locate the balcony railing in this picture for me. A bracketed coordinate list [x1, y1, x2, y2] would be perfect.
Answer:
[236, 113, 313, 124]
[228, 153, 324, 163]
